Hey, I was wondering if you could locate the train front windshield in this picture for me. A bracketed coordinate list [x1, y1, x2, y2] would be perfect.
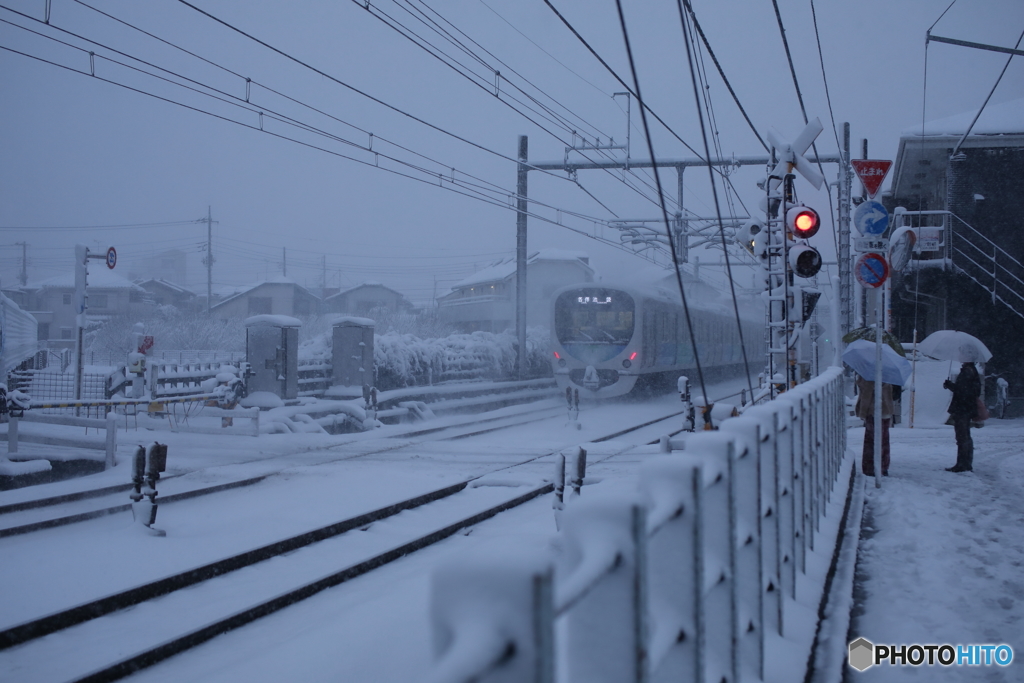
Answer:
[555, 289, 634, 363]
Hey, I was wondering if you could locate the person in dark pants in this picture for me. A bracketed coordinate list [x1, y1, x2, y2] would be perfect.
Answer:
[855, 375, 893, 476]
[944, 361, 981, 472]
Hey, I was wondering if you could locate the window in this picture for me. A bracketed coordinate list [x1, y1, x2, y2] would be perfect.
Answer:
[63, 293, 72, 305]
[91, 294, 108, 309]
[37, 323, 50, 340]
[129, 291, 143, 303]
[248, 297, 272, 315]
[60, 327, 74, 340]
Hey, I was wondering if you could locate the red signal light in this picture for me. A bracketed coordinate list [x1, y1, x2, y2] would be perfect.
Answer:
[629, 352, 638, 360]
[786, 205, 820, 238]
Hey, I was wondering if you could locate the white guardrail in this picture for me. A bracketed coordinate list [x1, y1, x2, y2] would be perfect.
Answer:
[9, 412, 118, 468]
[426, 367, 847, 683]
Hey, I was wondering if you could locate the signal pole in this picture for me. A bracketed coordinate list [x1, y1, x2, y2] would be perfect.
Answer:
[204, 206, 215, 314]
[15, 241, 27, 285]
[516, 135, 528, 381]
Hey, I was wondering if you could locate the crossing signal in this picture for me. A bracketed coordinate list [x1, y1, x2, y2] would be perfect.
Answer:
[787, 205, 820, 238]
[741, 217, 765, 257]
[789, 244, 822, 278]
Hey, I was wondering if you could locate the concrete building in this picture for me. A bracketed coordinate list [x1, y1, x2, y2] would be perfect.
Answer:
[5, 269, 151, 350]
[886, 97, 1024, 392]
[210, 276, 320, 321]
[323, 282, 414, 317]
[437, 249, 594, 333]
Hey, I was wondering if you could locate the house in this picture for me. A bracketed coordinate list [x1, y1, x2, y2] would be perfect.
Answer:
[136, 279, 198, 310]
[128, 249, 188, 286]
[210, 276, 321, 320]
[437, 249, 594, 333]
[323, 282, 414, 317]
[6, 269, 151, 350]
[887, 97, 1024, 392]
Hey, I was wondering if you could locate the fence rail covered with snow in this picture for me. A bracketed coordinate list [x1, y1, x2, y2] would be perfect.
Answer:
[427, 367, 848, 683]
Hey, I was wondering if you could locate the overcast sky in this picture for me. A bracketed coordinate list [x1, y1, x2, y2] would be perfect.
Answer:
[2, 0, 1022, 306]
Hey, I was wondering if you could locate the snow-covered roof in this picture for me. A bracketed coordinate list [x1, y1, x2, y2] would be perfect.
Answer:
[902, 97, 1024, 137]
[452, 249, 592, 289]
[211, 277, 318, 310]
[326, 282, 406, 302]
[34, 269, 144, 291]
[244, 314, 302, 328]
[136, 279, 196, 296]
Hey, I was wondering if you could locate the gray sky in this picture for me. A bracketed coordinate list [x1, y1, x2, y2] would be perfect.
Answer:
[2, 0, 1022, 305]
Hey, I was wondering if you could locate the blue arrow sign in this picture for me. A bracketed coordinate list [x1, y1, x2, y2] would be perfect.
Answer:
[854, 200, 889, 236]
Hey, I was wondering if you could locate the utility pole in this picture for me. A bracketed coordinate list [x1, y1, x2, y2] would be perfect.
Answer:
[838, 123, 853, 345]
[15, 241, 27, 285]
[516, 135, 528, 381]
[205, 206, 214, 315]
[282, 247, 287, 277]
[321, 255, 327, 300]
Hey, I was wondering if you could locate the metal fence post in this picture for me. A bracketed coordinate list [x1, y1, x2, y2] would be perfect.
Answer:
[8, 414, 19, 453]
[720, 417, 766, 681]
[104, 411, 117, 468]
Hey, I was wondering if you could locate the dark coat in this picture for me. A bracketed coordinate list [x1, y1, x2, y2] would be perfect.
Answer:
[945, 363, 981, 417]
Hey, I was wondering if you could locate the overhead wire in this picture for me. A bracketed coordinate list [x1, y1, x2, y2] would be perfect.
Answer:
[768, 0, 840, 262]
[358, 0, 675, 213]
[167, 0, 664, 220]
[612, 0, 708, 403]
[0, 17, 641, 247]
[676, 0, 755, 398]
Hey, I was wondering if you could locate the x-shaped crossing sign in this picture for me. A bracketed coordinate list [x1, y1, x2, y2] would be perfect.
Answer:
[766, 117, 824, 191]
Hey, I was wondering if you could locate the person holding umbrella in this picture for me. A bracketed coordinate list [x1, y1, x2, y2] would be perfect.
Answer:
[855, 375, 893, 476]
[943, 357, 982, 473]
[917, 331, 991, 473]
[842, 339, 912, 478]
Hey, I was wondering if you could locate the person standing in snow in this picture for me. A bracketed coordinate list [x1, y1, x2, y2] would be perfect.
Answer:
[944, 361, 981, 473]
[855, 375, 893, 476]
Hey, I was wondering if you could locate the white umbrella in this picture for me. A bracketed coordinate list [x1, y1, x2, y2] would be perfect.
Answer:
[918, 330, 992, 363]
[842, 339, 913, 386]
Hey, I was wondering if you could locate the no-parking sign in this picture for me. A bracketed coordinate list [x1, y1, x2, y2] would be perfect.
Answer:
[106, 246, 117, 269]
[855, 252, 889, 289]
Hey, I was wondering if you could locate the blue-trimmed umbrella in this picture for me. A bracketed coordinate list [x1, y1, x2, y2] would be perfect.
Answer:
[842, 339, 913, 386]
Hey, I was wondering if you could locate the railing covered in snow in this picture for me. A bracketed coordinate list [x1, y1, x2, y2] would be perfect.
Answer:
[426, 367, 848, 683]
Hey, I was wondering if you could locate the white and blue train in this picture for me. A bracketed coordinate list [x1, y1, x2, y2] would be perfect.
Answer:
[550, 281, 762, 398]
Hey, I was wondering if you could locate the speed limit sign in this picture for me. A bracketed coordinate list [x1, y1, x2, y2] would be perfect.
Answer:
[106, 247, 117, 269]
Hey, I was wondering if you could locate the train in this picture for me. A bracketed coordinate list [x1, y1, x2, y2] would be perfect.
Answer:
[549, 279, 763, 399]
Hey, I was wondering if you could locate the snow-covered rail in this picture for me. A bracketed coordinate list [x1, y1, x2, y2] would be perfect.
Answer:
[427, 368, 849, 683]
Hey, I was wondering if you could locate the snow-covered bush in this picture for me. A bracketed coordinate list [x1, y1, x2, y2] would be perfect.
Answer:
[299, 325, 552, 390]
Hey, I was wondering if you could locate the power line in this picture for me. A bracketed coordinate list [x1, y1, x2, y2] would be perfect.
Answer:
[676, 0, 755, 398]
[613, 0, 708, 403]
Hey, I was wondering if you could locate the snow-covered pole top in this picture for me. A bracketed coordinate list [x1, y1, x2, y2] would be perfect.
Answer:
[243, 314, 302, 328]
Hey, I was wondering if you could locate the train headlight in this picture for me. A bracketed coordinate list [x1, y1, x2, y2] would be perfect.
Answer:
[558, 358, 567, 367]
[622, 359, 632, 369]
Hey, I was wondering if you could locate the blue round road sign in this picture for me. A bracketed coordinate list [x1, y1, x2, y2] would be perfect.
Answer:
[106, 246, 117, 269]
[854, 200, 889, 236]
[855, 252, 889, 288]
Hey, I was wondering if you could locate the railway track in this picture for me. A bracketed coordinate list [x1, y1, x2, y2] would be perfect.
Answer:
[0, 402, 691, 683]
[0, 399, 563, 538]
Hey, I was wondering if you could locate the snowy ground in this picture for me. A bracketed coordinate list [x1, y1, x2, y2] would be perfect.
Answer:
[0, 366, 1021, 681]
[844, 359, 1024, 682]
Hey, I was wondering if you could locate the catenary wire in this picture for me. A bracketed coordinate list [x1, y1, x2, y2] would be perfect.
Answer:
[613, 0, 708, 403]
[676, 0, 755, 397]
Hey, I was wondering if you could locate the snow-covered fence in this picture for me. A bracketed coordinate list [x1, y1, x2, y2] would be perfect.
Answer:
[10, 412, 118, 468]
[427, 367, 847, 682]
[7, 368, 108, 414]
[148, 361, 242, 399]
[297, 358, 332, 397]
